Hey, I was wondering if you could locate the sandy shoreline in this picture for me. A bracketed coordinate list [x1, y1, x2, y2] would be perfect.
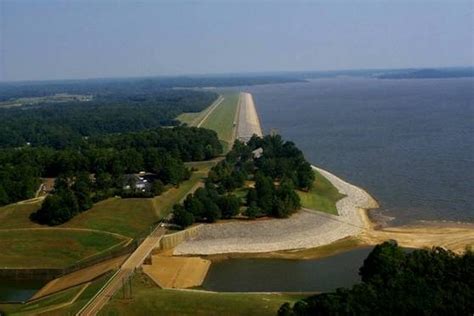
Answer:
[174, 91, 474, 256]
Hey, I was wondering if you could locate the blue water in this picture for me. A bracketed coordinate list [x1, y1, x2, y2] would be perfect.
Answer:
[241, 78, 474, 225]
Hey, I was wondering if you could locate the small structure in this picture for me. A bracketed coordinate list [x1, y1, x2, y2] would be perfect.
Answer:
[123, 173, 160, 192]
[252, 147, 263, 159]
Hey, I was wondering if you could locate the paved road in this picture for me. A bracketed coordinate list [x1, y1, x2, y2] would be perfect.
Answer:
[76, 226, 166, 316]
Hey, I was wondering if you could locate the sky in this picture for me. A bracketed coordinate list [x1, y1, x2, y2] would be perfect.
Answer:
[0, 0, 473, 81]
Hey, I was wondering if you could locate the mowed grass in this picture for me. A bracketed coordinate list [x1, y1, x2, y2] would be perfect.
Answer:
[65, 160, 216, 238]
[176, 96, 223, 127]
[153, 160, 216, 217]
[100, 273, 304, 316]
[297, 170, 346, 215]
[0, 161, 215, 268]
[0, 201, 43, 229]
[0, 229, 125, 268]
[200, 93, 240, 152]
[63, 198, 160, 239]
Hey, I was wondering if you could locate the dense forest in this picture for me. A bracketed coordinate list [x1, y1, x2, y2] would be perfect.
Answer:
[0, 127, 222, 221]
[172, 135, 314, 227]
[278, 241, 474, 316]
[0, 89, 217, 148]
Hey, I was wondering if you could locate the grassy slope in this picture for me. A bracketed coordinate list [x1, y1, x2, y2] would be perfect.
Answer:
[297, 170, 345, 215]
[0, 230, 125, 268]
[63, 198, 160, 239]
[0, 161, 215, 268]
[152, 160, 216, 218]
[0, 202, 43, 229]
[100, 273, 303, 316]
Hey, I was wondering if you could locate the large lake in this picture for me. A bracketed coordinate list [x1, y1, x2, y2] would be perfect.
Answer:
[239, 78, 474, 225]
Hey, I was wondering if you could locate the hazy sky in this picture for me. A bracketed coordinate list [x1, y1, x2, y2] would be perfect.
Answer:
[1, 0, 473, 81]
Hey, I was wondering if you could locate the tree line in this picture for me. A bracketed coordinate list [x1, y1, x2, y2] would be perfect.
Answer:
[0, 88, 217, 148]
[0, 127, 222, 210]
[172, 135, 314, 228]
[278, 241, 474, 316]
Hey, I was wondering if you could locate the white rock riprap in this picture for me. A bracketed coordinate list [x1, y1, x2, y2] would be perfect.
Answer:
[174, 166, 379, 255]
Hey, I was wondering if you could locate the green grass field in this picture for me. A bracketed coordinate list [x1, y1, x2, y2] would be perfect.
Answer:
[0, 201, 44, 229]
[200, 93, 239, 152]
[0, 229, 126, 268]
[176, 96, 223, 127]
[63, 198, 160, 239]
[0, 160, 216, 268]
[297, 170, 345, 215]
[100, 273, 304, 316]
[183, 92, 239, 153]
[152, 160, 217, 217]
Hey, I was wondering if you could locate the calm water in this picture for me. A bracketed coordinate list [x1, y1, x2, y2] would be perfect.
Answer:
[202, 248, 372, 292]
[0, 279, 46, 302]
[241, 78, 474, 225]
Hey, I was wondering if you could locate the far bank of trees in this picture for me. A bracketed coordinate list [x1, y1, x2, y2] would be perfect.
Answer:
[0, 88, 218, 149]
[172, 135, 314, 228]
[278, 241, 474, 316]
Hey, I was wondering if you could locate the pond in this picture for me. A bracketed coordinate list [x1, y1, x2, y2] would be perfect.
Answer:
[0, 279, 46, 303]
[202, 247, 373, 292]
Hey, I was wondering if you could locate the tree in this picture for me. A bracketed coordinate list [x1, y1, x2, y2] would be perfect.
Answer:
[172, 204, 194, 228]
[255, 173, 275, 214]
[273, 178, 300, 217]
[280, 242, 474, 315]
[32, 189, 79, 225]
[359, 240, 406, 283]
[72, 172, 93, 211]
[244, 202, 260, 219]
[0, 184, 9, 205]
[151, 180, 165, 196]
[218, 194, 240, 219]
[296, 162, 315, 191]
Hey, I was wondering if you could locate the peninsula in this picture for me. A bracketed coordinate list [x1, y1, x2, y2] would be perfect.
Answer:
[174, 91, 474, 256]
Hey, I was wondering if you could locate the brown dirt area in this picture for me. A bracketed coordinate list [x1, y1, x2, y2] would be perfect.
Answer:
[358, 208, 474, 253]
[32, 254, 128, 299]
[143, 254, 210, 289]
